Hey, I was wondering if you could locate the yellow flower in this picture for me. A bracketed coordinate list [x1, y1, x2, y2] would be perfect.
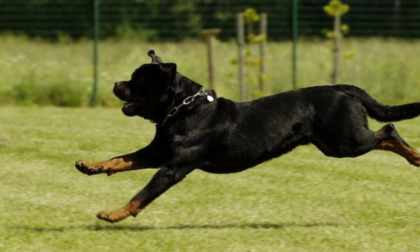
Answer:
[326, 31, 335, 39]
[251, 34, 266, 43]
[243, 8, 260, 23]
[341, 24, 349, 34]
[260, 75, 268, 84]
[323, 0, 350, 17]
[252, 90, 265, 99]
[247, 34, 256, 42]
[245, 49, 252, 57]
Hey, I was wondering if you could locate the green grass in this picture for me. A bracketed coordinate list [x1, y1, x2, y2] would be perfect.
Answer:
[1, 107, 420, 251]
[0, 36, 420, 106]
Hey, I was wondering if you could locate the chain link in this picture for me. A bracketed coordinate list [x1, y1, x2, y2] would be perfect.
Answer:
[161, 88, 211, 125]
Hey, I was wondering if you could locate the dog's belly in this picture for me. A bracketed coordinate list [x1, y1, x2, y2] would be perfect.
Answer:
[198, 143, 308, 174]
[198, 160, 258, 174]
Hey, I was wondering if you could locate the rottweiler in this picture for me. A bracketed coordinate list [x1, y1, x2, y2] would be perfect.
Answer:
[75, 50, 420, 223]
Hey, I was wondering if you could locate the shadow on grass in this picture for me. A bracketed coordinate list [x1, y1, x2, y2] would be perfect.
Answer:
[11, 222, 339, 233]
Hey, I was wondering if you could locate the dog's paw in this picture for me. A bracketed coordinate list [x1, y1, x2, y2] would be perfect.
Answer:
[96, 210, 132, 223]
[405, 148, 420, 167]
[75, 160, 105, 175]
[410, 152, 420, 167]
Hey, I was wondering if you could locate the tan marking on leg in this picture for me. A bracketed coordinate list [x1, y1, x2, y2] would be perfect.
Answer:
[75, 154, 138, 176]
[96, 200, 142, 223]
[375, 140, 420, 167]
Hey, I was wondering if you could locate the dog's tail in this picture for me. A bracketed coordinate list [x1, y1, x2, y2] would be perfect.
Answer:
[332, 84, 420, 122]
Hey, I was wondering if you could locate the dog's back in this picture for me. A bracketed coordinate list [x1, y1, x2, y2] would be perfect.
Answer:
[199, 85, 420, 173]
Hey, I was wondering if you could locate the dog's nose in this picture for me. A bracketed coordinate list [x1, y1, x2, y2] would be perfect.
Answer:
[115, 82, 121, 87]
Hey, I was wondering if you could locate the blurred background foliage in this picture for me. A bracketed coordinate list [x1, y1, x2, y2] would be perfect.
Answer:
[0, 0, 419, 41]
[0, 0, 419, 107]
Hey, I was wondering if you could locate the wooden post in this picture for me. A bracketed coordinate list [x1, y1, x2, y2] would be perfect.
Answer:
[201, 28, 221, 90]
[237, 13, 245, 102]
[259, 12, 267, 93]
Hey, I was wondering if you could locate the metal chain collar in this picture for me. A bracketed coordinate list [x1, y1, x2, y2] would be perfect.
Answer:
[160, 88, 214, 125]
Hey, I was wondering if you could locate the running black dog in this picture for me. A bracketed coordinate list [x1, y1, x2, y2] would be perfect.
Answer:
[75, 50, 420, 223]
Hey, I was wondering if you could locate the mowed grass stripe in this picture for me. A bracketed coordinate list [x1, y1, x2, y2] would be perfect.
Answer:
[1, 107, 420, 252]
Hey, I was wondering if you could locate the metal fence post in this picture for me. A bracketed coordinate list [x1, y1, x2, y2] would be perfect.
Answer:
[237, 13, 245, 102]
[292, 0, 298, 89]
[292, 0, 298, 90]
[91, 0, 99, 106]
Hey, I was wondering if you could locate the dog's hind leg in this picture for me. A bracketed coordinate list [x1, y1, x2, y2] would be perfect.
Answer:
[374, 124, 420, 167]
[96, 166, 195, 223]
[311, 127, 381, 159]
[312, 123, 420, 166]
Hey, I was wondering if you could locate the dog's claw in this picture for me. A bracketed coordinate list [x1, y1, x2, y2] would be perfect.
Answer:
[96, 209, 134, 223]
[75, 160, 104, 175]
[96, 212, 118, 223]
[97, 213, 111, 223]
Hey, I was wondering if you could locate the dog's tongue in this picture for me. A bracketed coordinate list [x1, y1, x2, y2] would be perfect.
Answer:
[123, 102, 137, 109]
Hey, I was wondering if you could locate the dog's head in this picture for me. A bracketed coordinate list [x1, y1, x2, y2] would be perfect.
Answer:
[113, 50, 177, 121]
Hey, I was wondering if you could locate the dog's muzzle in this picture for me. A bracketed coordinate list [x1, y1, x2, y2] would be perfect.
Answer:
[113, 82, 130, 100]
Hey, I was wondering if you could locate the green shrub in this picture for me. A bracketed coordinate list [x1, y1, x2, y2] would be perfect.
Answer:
[4, 65, 87, 107]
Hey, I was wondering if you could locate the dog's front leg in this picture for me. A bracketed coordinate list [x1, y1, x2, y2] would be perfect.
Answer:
[75, 144, 161, 176]
[96, 165, 195, 223]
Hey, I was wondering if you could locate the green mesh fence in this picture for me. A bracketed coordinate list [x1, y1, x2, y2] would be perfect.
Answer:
[0, 0, 419, 41]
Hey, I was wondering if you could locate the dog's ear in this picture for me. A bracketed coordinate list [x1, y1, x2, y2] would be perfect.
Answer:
[148, 50, 163, 64]
[159, 63, 177, 85]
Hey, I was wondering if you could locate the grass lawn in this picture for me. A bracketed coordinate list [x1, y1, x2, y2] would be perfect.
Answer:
[1, 107, 420, 251]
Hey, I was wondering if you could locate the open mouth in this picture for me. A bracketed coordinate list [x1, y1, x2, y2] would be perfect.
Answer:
[122, 102, 142, 116]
